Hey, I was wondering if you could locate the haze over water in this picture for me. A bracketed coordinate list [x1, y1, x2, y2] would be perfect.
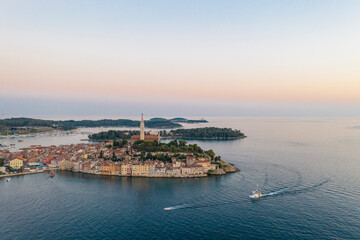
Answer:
[1, 117, 359, 239]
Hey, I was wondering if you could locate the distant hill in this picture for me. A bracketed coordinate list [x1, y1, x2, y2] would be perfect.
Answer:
[149, 117, 208, 123]
[170, 118, 208, 123]
[150, 118, 167, 121]
[0, 117, 182, 135]
[170, 117, 188, 122]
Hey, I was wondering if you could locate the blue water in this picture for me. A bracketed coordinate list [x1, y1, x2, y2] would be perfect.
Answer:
[1, 117, 360, 239]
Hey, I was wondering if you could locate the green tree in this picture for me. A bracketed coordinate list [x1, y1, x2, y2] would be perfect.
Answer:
[205, 149, 215, 160]
[112, 151, 117, 161]
[179, 140, 187, 147]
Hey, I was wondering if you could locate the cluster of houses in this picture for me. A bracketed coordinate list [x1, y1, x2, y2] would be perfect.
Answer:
[0, 141, 218, 178]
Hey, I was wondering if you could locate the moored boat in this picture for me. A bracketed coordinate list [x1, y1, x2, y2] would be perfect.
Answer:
[250, 184, 265, 199]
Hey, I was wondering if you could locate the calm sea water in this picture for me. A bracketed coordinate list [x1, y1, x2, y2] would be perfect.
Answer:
[1, 117, 360, 239]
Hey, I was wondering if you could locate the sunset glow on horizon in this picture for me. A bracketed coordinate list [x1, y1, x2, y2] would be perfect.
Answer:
[1, 0, 360, 116]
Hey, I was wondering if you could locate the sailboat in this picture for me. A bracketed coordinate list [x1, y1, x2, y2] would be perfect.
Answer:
[249, 184, 264, 199]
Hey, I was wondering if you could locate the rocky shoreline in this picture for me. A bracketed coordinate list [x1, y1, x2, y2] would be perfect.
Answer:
[207, 161, 240, 175]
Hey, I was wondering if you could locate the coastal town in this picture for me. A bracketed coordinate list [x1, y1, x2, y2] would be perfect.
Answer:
[0, 115, 238, 179]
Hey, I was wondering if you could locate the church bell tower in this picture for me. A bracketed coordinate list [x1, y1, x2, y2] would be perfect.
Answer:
[140, 113, 145, 140]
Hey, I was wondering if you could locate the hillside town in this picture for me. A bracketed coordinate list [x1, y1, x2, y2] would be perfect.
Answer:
[0, 115, 238, 178]
[0, 141, 222, 177]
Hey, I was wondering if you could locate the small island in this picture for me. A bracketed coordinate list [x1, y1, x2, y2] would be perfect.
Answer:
[161, 127, 246, 140]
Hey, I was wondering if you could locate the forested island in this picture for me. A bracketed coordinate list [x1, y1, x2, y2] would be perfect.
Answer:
[88, 127, 245, 140]
[0, 117, 207, 136]
[161, 127, 245, 139]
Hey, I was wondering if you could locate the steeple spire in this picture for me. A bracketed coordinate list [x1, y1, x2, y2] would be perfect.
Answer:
[140, 113, 145, 140]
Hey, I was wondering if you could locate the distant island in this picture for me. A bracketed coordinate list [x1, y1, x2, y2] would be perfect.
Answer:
[88, 127, 246, 140]
[161, 127, 246, 140]
[0, 117, 208, 136]
[151, 117, 208, 123]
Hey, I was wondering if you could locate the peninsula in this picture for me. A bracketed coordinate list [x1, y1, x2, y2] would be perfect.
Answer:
[0, 140, 238, 178]
[0, 115, 239, 178]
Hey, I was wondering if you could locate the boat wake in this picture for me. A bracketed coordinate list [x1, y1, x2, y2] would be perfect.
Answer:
[164, 200, 241, 211]
[262, 178, 330, 198]
[164, 204, 191, 211]
[264, 188, 289, 196]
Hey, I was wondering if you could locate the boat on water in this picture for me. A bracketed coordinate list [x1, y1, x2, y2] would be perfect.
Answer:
[249, 184, 265, 199]
[49, 172, 55, 178]
[6, 178, 11, 182]
[164, 207, 172, 211]
[18, 139, 24, 142]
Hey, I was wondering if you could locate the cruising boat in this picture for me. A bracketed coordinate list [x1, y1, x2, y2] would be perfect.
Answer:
[164, 207, 173, 211]
[249, 184, 265, 199]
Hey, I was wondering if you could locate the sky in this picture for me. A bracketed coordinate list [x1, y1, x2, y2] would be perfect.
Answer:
[1, 0, 360, 118]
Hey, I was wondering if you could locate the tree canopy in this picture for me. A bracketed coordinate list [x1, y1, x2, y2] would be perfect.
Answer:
[161, 127, 245, 139]
[132, 140, 205, 154]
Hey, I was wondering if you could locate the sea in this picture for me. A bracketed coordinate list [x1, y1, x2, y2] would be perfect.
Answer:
[1, 117, 360, 239]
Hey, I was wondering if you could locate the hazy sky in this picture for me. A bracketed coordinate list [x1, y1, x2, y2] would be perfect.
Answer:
[1, 0, 360, 117]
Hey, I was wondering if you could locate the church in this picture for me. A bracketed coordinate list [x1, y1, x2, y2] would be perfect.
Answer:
[131, 114, 161, 143]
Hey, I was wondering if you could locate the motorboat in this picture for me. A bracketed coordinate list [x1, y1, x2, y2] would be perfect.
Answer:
[6, 178, 11, 182]
[164, 207, 172, 211]
[249, 184, 265, 199]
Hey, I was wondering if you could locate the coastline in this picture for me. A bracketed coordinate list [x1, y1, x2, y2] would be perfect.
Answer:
[51, 159, 239, 178]
[0, 170, 44, 178]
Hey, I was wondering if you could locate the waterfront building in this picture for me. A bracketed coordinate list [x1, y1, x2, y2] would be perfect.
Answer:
[59, 159, 72, 170]
[114, 163, 121, 175]
[82, 161, 92, 172]
[100, 162, 115, 174]
[186, 155, 196, 166]
[121, 163, 131, 176]
[153, 167, 166, 175]
[131, 164, 150, 176]
[181, 166, 204, 175]
[197, 160, 211, 168]
[71, 160, 80, 172]
[9, 157, 25, 169]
